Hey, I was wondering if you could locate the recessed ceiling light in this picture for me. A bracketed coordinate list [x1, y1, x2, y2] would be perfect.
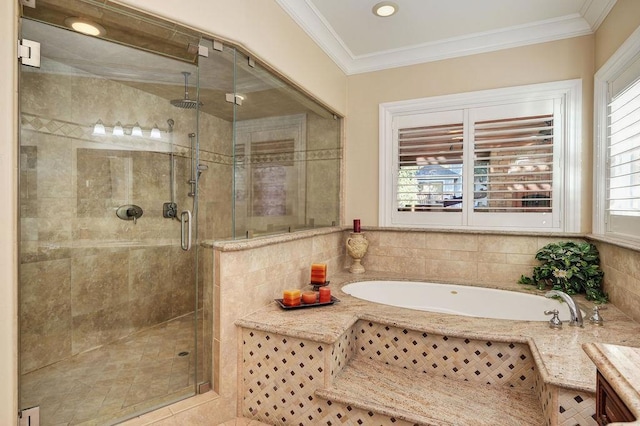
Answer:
[373, 1, 398, 17]
[64, 17, 106, 36]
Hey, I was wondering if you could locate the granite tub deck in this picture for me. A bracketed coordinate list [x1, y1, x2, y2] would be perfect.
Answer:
[236, 272, 640, 425]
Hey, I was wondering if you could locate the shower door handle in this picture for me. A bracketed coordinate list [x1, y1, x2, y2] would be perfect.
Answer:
[181, 210, 192, 251]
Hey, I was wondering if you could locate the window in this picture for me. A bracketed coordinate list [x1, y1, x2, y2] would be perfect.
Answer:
[594, 26, 640, 242]
[234, 114, 307, 231]
[379, 80, 582, 231]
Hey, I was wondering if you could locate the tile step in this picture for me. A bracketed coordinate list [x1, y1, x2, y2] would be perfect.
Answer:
[315, 355, 544, 426]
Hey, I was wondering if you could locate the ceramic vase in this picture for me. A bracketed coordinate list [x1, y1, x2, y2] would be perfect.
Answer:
[346, 232, 368, 273]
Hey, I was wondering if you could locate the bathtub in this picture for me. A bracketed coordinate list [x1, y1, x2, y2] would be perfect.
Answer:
[341, 280, 582, 321]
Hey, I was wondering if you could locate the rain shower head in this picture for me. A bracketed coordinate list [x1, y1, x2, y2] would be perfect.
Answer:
[171, 72, 201, 109]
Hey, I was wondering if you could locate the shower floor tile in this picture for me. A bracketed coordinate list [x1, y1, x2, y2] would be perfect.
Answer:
[20, 313, 201, 426]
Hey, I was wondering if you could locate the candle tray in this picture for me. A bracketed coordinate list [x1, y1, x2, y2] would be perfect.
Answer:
[275, 295, 340, 310]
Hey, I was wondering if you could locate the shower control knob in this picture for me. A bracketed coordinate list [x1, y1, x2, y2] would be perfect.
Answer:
[163, 202, 177, 219]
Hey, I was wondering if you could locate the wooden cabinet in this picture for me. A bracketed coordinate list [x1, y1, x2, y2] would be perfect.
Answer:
[597, 371, 636, 425]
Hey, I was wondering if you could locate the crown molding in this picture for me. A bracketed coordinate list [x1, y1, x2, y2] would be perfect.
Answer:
[581, 0, 618, 30]
[348, 14, 593, 74]
[275, 0, 355, 73]
[276, 0, 616, 75]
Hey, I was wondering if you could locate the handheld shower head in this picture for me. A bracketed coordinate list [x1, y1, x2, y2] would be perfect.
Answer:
[170, 72, 201, 109]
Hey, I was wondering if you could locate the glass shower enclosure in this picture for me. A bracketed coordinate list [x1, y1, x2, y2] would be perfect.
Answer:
[18, 0, 342, 424]
[18, 18, 205, 424]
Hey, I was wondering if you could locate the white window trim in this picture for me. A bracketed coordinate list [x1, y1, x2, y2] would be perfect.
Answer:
[593, 24, 640, 241]
[379, 79, 582, 232]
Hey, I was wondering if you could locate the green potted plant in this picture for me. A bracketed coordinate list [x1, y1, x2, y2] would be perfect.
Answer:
[518, 241, 608, 303]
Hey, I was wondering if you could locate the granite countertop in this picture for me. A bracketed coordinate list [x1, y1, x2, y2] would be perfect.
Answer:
[583, 343, 640, 424]
[236, 270, 640, 394]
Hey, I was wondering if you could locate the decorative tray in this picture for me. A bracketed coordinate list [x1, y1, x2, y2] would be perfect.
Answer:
[275, 296, 340, 310]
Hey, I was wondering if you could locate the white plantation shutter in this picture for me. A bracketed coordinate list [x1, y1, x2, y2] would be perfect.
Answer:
[593, 25, 640, 241]
[392, 110, 464, 227]
[468, 100, 560, 229]
[392, 102, 559, 228]
[473, 114, 554, 213]
[380, 80, 581, 231]
[606, 76, 640, 238]
[397, 122, 464, 210]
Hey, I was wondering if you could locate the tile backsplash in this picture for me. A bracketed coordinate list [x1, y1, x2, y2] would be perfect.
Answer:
[360, 230, 640, 322]
[595, 240, 640, 323]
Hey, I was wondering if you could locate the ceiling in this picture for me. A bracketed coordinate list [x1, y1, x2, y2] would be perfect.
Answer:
[276, 0, 618, 74]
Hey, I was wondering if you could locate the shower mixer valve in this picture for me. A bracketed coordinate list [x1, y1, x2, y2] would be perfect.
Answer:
[116, 204, 143, 224]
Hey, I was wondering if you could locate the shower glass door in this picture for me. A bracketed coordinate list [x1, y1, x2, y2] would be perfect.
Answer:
[18, 18, 202, 424]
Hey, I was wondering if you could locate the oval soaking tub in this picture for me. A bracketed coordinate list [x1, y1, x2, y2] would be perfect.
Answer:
[341, 280, 583, 321]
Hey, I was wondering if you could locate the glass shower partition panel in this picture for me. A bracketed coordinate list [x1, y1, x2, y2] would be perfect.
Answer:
[192, 38, 237, 392]
[231, 52, 342, 238]
[18, 19, 200, 425]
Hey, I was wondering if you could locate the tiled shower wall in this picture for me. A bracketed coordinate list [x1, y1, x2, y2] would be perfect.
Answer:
[20, 59, 341, 398]
[19, 70, 230, 373]
[19, 243, 195, 374]
[233, 113, 341, 236]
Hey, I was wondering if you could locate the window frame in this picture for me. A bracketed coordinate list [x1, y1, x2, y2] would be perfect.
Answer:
[593, 25, 640, 243]
[379, 79, 583, 232]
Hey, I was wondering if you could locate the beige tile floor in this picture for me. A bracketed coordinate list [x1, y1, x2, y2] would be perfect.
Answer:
[20, 314, 202, 426]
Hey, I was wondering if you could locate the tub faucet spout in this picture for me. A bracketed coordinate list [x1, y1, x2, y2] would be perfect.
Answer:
[545, 290, 583, 327]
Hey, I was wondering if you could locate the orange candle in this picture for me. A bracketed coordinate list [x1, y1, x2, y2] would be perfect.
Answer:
[310, 263, 327, 284]
[302, 291, 317, 304]
[318, 287, 331, 303]
[282, 289, 301, 306]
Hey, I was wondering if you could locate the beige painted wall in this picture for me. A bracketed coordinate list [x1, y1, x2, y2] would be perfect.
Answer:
[595, 0, 640, 70]
[345, 36, 596, 231]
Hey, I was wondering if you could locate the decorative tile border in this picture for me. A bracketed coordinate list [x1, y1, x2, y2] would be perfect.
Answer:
[20, 112, 233, 166]
[234, 147, 342, 166]
[21, 113, 87, 139]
